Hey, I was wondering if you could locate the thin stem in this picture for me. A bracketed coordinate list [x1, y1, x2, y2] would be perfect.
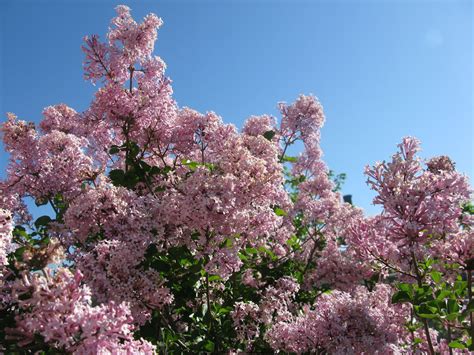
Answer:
[123, 118, 131, 173]
[467, 270, 473, 345]
[129, 66, 134, 93]
[302, 235, 321, 275]
[278, 132, 297, 163]
[411, 250, 435, 355]
[447, 324, 454, 355]
[409, 309, 416, 353]
[368, 251, 417, 280]
[90, 41, 112, 79]
[205, 271, 218, 351]
[205, 272, 211, 328]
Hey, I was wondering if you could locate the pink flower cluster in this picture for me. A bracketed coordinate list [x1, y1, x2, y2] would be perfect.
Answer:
[306, 239, 373, 292]
[8, 268, 155, 353]
[366, 137, 469, 239]
[231, 277, 300, 350]
[346, 137, 472, 276]
[0, 209, 13, 269]
[266, 285, 410, 354]
[83, 5, 162, 84]
[1, 113, 94, 203]
[62, 184, 173, 323]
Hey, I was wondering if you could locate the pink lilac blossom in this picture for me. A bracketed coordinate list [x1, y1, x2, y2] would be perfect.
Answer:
[49, 5, 297, 325]
[242, 114, 277, 138]
[231, 301, 261, 345]
[81, 6, 176, 167]
[279, 94, 326, 177]
[8, 268, 155, 353]
[258, 277, 300, 325]
[266, 285, 410, 354]
[1, 114, 94, 202]
[56, 5, 294, 288]
[40, 104, 80, 134]
[347, 138, 471, 276]
[231, 277, 300, 350]
[0, 209, 13, 268]
[155, 109, 291, 275]
[63, 184, 157, 246]
[82, 5, 163, 84]
[277, 95, 362, 275]
[75, 239, 173, 325]
[62, 184, 173, 323]
[426, 155, 456, 174]
[279, 94, 325, 150]
[306, 239, 373, 292]
[365, 138, 470, 240]
[241, 269, 263, 288]
[433, 230, 474, 270]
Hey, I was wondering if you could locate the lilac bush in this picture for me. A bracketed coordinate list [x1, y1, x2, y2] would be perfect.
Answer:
[0, 6, 472, 354]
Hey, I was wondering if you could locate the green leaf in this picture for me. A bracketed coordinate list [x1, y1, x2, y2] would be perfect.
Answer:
[182, 160, 199, 170]
[436, 289, 451, 301]
[258, 246, 276, 259]
[445, 313, 458, 321]
[123, 171, 140, 188]
[424, 258, 435, 268]
[203, 340, 215, 352]
[150, 166, 162, 176]
[34, 215, 52, 228]
[413, 337, 423, 345]
[466, 338, 473, 350]
[287, 235, 301, 249]
[281, 155, 298, 163]
[219, 238, 233, 248]
[14, 246, 27, 258]
[162, 166, 172, 174]
[447, 299, 459, 314]
[128, 141, 140, 157]
[466, 300, 474, 312]
[109, 145, 120, 154]
[417, 313, 438, 319]
[151, 259, 171, 272]
[448, 340, 466, 349]
[417, 303, 438, 315]
[462, 202, 474, 215]
[406, 322, 423, 332]
[208, 275, 222, 282]
[13, 226, 29, 240]
[263, 130, 276, 141]
[274, 207, 287, 216]
[430, 271, 442, 283]
[397, 283, 412, 293]
[414, 285, 433, 303]
[238, 252, 248, 261]
[139, 160, 151, 172]
[40, 237, 51, 246]
[217, 306, 232, 315]
[245, 247, 258, 255]
[109, 169, 125, 185]
[392, 290, 412, 303]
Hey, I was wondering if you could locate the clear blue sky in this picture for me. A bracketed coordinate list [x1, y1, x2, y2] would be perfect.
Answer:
[1, 0, 472, 215]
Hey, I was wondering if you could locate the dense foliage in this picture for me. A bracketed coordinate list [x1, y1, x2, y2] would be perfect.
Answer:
[1, 6, 472, 354]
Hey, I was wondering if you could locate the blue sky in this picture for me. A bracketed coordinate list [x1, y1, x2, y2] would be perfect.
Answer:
[1, 0, 472, 215]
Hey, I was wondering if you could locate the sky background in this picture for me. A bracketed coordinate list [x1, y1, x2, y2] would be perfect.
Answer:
[1, 0, 473, 216]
